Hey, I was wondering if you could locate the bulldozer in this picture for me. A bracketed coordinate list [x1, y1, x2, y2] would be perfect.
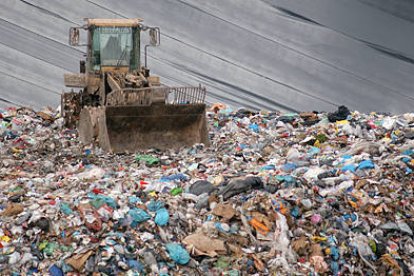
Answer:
[61, 18, 209, 153]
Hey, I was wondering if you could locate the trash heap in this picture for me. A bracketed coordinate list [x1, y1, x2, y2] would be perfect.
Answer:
[1, 105, 414, 275]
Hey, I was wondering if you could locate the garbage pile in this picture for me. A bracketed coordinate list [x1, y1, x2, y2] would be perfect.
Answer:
[1, 105, 414, 275]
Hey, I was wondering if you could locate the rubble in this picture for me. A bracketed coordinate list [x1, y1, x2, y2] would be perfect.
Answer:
[0, 105, 414, 275]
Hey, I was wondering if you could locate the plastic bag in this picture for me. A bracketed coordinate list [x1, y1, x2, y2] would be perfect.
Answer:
[165, 243, 190, 265]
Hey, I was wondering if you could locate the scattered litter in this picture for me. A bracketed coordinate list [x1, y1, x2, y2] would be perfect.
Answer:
[1, 105, 414, 274]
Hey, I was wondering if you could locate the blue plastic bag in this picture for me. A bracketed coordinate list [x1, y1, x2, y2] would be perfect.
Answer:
[49, 265, 64, 276]
[60, 202, 73, 215]
[261, 164, 275, 171]
[402, 149, 414, 157]
[154, 208, 169, 226]
[307, 146, 320, 157]
[341, 164, 356, 172]
[249, 123, 259, 133]
[357, 160, 374, 170]
[88, 194, 118, 209]
[147, 200, 165, 212]
[215, 222, 230, 233]
[290, 206, 300, 218]
[276, 175, 296, 184]
[341, 155, 353, 160]
[128, 196, 142, 204]
[128, 208, 151, 227]
[330, 246, 340, 260]
[331, 260, 339, 276]
[282, 162, 297, 172]
[165, 243, 190, 265]
[127, 259, 145, 272]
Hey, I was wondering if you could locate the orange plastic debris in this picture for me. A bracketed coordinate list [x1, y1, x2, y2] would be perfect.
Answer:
[249, 218, 270, 235]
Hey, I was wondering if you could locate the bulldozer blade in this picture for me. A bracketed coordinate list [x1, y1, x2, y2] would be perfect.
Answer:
[78, 104, 209, 153]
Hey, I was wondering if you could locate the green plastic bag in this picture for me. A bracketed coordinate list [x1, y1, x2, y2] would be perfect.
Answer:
[135, 155, 160, 166]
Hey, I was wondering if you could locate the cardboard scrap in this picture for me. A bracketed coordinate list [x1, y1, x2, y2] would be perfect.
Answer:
[212, 203, 236, 220]
[183, 233, 226, 257]
[66, 250, 93, 271]
[1, 203, 24, 217]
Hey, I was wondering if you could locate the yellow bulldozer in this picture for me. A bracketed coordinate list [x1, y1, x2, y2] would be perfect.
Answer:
[61, 18, 209, 153]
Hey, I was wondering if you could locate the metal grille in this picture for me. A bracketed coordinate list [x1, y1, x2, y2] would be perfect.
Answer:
[106, 86, 206, 106]
[168, 86, 206, 105]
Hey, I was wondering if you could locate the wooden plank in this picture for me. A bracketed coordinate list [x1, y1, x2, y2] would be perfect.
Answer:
[106, 74, 122, 92]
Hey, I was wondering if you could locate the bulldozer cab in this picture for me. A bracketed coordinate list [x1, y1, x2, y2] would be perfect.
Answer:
[64, 19, 209, 153]
[70, 19, 156, 73]
[90, 25, 141, 73]
[91, 27, 137, 70]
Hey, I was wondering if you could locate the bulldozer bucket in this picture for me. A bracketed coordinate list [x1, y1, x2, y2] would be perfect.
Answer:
[78, 104, 209, 153]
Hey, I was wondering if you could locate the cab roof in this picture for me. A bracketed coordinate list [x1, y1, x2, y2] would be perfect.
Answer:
[85, 18, 143, 27]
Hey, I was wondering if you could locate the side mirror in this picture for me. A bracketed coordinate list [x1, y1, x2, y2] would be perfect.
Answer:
[143, 26, 161, 67]
[149, 27, 160, 46]
[69, 27, 80, 46]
